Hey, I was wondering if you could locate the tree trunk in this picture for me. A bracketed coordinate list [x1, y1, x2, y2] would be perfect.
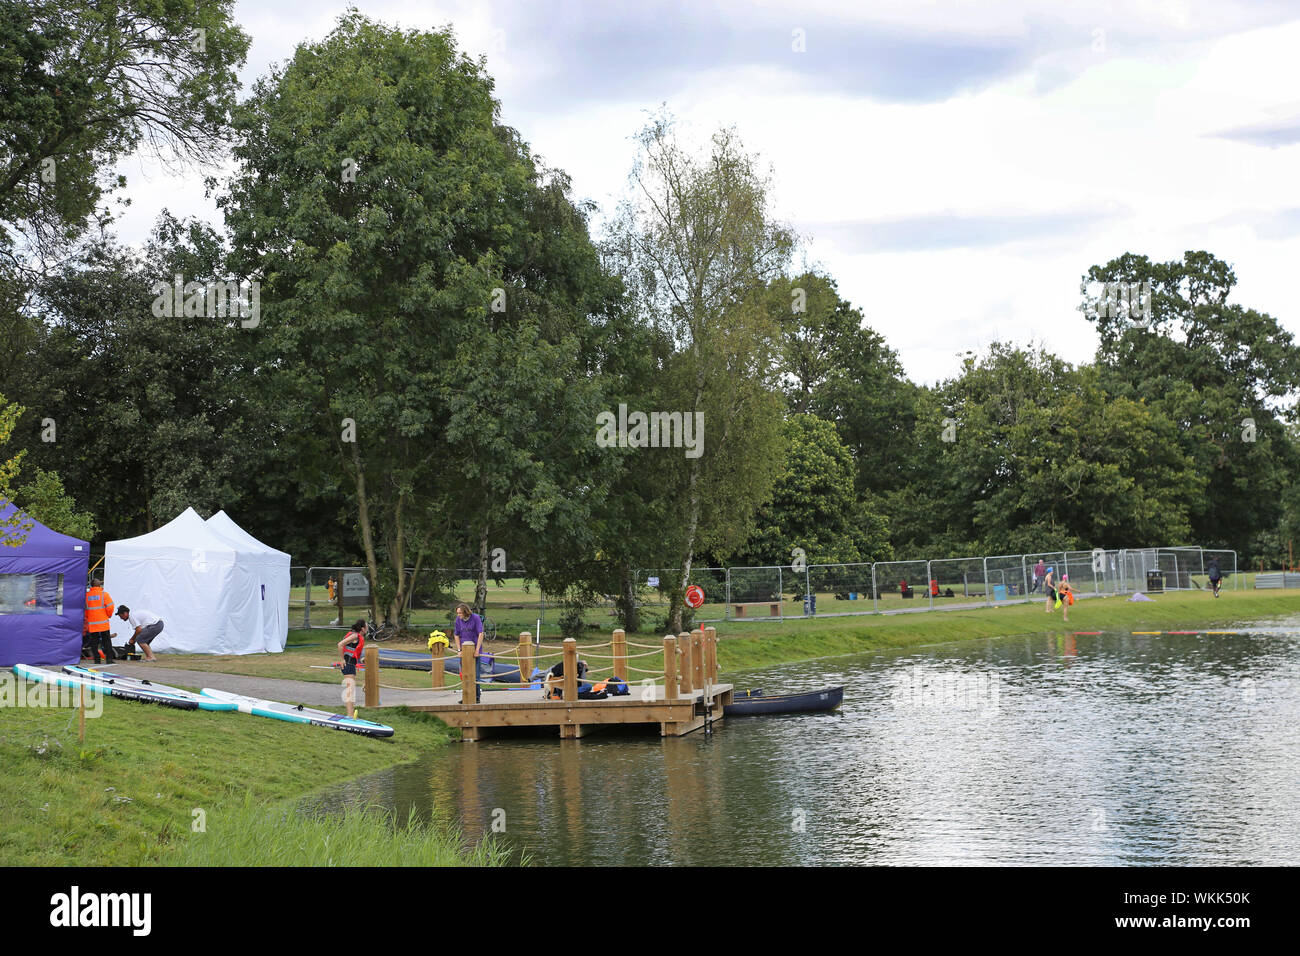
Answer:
[669, 456, 703, 633]
[669, 363, 707, 633]
[618, 561, 640, 633]
[350, 442, 383, 623]
[475, 523, 490, 612]
[387, 493, 407, 624]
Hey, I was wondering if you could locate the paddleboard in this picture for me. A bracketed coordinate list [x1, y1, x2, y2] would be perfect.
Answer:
[199, 688, 394, 738]
[63, 666, 237, 712]
[13, 663, 199, 710]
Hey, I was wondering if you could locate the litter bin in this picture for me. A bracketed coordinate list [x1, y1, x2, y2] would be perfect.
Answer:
[992, 584, 1007, 602]
[1146, 570, 1165, 592]
[802, 594, 817, 616]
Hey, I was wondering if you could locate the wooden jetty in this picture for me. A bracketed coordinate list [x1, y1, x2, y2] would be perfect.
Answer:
[401, 628, 732, 741]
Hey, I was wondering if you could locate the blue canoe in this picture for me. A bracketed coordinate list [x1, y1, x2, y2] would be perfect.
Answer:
[724, 686, 843, 717]
[374, 648, 522, 682]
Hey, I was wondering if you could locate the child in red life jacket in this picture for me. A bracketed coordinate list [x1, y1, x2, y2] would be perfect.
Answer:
[337, 619, 366, 717]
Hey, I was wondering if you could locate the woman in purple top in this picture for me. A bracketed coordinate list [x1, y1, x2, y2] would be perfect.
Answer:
[453, 603, 485, 701]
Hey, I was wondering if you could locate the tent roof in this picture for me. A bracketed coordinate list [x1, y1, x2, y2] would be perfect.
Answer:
[106, 507, 240, 561]
[206, 510, 291, 562]
[0, 500, 91, 558]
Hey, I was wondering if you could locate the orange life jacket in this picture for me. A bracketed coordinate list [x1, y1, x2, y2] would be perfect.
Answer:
[84, 587, 114, 632]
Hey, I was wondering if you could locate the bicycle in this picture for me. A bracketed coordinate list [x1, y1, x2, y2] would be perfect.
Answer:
[471, 606, 497, 642]
[366, 609, 401, 643]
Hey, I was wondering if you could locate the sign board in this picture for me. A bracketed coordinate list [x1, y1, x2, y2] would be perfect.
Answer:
[341, 571, 369, 606]
[647, 576, 660, 588]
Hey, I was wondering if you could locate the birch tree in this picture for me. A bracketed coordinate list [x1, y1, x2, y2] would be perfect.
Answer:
[607, 114, 792, 632]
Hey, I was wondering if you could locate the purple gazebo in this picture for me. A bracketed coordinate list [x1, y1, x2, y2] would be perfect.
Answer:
[0, 502, 90, 667]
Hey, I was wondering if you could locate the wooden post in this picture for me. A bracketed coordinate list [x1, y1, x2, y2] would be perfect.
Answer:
[704, 626, 718, 682]
[518, 632, 533, 685]
[461, 641, 477, 706]
[562, 638, 578, 702]
[663, 635, 678, 701]
[677, 632, 693, 696]
[691, 628, 704, 688]
[612, 629, 627, 679]
[431, 639, 445, 688]
[364, 644, 378, 708]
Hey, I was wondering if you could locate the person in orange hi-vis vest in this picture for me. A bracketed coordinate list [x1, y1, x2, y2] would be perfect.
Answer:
[83, 576, 116, 663]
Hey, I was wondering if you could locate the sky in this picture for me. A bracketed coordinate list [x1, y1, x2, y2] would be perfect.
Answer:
[111, 0, 1300, 385]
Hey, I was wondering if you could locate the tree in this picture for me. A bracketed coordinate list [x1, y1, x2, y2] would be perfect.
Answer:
[223, 14, 622, 622]
[0, 0, 249, 272]
[933, 344, 1202, 554]
[0, 392, 30, 545]
[12, 213, 267, 540]
[606, 114, 793, 632]
[1083, 251, 1300, 556]
[1, 392, 93, 544]
[734, 414, 891, 567]
[14, 465, 95, 540]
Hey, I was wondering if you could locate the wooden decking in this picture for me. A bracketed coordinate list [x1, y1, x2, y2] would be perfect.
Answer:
[408, 682, 734, 740]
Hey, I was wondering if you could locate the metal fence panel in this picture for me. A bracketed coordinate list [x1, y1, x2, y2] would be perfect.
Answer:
[725, 566, 787, 621]
[805, 562, 875, 616]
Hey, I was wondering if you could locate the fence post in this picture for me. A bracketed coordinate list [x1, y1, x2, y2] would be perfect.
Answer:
[461, 641, 478, 706]
[704, 626, 718, 682]
[777, 565, 784, 621]
[983, 558, 991, 606]
[364, 644, 379, 708]
[1021, 556, 1029, 603]
[562, 638, 577, 702]
[805, 565, 812, 618]
[872, 563, 878, 614]
[304, 567, 313, 628]
[725, 568, 732, 621]
[677, 632, 694, 697]
[663, 635, 677, 700]
[519, 632, 533, 686]
[612, 629, 626, 680]
[691, 629, 704, 689]
[926, 560, 933, 609]
[431, 639, 445, 689]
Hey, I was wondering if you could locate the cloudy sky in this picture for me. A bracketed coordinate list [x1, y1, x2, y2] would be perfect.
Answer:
[113, 0, 1300, 384]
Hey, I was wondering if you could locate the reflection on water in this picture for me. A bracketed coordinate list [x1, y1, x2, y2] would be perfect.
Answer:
[305, 622, 1300, 865]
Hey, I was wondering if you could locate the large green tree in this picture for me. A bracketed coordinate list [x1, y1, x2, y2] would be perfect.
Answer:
[0, 0, 248, 270]
[932, 344, 1202, 554]
[1083, 251, 1300, 556]
[11, 213, 269, 541]
[223, 14, 622, 622]
[734, 414, 891, 567]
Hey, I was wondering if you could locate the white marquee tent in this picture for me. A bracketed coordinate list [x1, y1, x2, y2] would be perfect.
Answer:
[205, 510, 290, 653]
[103, 508, 289, 655]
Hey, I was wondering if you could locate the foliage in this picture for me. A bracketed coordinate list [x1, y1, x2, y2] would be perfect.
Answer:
[606, 112, 792, 631]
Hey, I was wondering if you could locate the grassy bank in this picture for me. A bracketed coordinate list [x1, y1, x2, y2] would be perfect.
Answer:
[708, 587, 1299, 671]
[0, 696, 497, 866]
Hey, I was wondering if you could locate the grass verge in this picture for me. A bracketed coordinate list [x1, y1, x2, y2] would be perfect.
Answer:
[0, 698, 498, 866]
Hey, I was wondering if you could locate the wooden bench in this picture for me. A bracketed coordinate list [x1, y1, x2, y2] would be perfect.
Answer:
[734, 602, 780, 617]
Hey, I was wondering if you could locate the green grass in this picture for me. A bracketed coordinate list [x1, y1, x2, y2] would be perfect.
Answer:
[168, 801, 513, 867]
[0, 698, 495, 866]
[707, 586, 1299, 672]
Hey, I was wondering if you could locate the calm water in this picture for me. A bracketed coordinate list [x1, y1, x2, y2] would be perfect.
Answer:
[306, 621, 1300, 865]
